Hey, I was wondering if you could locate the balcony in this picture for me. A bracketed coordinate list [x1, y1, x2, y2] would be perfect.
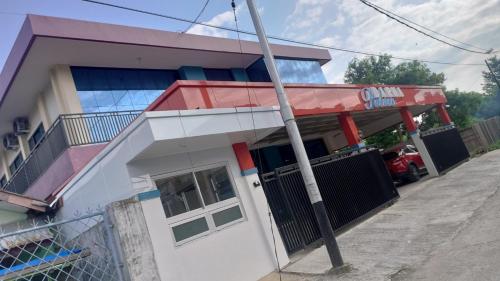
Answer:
[2, 111, 141, 196]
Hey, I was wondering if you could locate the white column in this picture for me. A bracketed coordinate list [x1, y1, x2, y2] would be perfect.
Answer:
[410, 131, 439, 177]
[17, 135, 30, 160]
[50, 65, 83, 114]
[1, 151, 11, 179]
[241, 172, 290, 269]
[36, 94, 51, 129]
[232, 142, 289, 269]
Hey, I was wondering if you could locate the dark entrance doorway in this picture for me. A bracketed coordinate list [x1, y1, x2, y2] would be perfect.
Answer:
[251, 139, 329, 174]
[260, 149, 399, 254]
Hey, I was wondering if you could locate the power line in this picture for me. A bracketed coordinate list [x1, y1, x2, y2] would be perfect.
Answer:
[182, 0, 210, 33]
[80, 0, 485, 66]
[358, 0, 494, 55]
[358, 0, 491, 53]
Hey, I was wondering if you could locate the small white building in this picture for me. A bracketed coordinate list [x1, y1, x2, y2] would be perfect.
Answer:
[55, 107, 290, 281]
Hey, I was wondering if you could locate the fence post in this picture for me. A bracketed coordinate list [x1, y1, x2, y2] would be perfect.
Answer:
[472, 123, 489, 150]
[105, 198, 162, 281]
[103, 211, 129, 281]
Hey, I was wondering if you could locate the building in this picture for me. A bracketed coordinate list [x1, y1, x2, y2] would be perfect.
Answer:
[0, 14, 467, 281]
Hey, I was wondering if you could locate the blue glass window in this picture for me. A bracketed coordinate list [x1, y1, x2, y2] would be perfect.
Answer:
[71, 67, 179, 113]
[204, 69, 234, 81]
[246, 57, 327, 84]
[246, 58, 271, 82]
[0, 175, 6, 188]
[275, 59, 327, 84]
[28, 123, 45, 151]
[9, 153, 23, 175]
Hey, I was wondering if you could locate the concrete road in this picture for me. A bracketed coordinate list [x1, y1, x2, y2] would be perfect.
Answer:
[262, 150, 500, 281]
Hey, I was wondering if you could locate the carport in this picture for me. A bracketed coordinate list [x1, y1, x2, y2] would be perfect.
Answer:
[147, 80, 469, 254]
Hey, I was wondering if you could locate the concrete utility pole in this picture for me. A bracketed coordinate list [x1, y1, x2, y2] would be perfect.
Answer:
[246, 0, 344, 268]
[485, 60, 500, 90]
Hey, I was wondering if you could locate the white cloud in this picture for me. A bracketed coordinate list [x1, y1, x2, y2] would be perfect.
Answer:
[184, 0, 500, 92]
[283, 0, 329, 40]
[186, 2, 255, 38]
[186, 10, 235, 37]
[285, 0, 500, 92]
[315, 35, 341, 46]
[345, 0, 499, 91]
[330, 14, 345, 27]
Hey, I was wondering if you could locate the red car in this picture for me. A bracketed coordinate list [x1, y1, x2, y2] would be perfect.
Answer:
[382, 144, 426, 182]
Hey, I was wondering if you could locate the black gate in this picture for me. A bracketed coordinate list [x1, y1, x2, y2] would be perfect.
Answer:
[421, 126, 470, 174]
[261, 149, 399, 254]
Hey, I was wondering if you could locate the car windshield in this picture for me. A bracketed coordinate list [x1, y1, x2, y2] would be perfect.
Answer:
[382, 151, 399, 161]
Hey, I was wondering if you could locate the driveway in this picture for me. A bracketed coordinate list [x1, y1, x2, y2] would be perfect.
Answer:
[262, 150, 500, 281]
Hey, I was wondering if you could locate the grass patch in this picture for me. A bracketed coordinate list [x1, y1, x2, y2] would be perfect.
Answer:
[488, 140, 500, 151]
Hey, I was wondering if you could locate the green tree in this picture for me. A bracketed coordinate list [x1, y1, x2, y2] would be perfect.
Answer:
[482, 56, 500, 95]
[478, 56, 500, 118]
[364, 127, 405, 149]
[344, 54, 445, 86]
[344, 55, 445, 148]
[344, 55, 394, 84]
[392, 61, 445, 85]
[420, 90, 485, 130]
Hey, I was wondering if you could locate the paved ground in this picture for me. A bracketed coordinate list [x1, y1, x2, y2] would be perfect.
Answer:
[261, 150, 500, 281]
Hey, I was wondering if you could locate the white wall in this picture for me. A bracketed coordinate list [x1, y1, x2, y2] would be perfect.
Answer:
[59, 144, 282, 281]
[0, 83, 58, 179]
[55, 109, 287, 281]
[57, 138, 136, 217]
[43, 84, 60, 124]
[133, 147, 280, 281]
[0, 158, 5, 179]
[5, 142, 21, 165]
[27, 102, 43, 137]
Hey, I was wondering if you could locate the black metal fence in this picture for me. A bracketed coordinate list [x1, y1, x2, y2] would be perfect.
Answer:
[3, 111, 141, 194]
[261, 149, 399, 254]
[421, 126, 470, 173]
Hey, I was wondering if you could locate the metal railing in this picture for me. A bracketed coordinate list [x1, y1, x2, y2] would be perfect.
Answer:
[62, 111, 141, 146]
[3, 111, 141, 195]
[261, 149, 399, 254]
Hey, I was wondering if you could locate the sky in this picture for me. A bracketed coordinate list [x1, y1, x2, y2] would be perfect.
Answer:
[1, 0, 499, 93]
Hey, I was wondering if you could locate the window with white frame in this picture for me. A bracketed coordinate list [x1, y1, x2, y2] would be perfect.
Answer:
[155, 166, 244, 244]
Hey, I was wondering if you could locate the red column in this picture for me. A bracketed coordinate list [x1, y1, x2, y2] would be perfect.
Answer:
[436, 103, 452, 125]
[338, 112, 362, 147]
[400, 107, 418, 134]
[232, 142, 257, 176]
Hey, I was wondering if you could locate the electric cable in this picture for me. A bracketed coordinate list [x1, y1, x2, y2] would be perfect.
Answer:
[182, 0, 210, 33]
[80, 0, 485, 66]
[231, 1, 282, 280]
[358, 0, 494, 54]
[358, 0, 492, 53]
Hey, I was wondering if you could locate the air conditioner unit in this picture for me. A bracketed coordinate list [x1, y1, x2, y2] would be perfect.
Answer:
[3, 133, 19, 150]
[13, 117, 30, 136]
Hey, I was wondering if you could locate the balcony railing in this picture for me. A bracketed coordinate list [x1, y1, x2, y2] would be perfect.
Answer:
[3, 111, 141, 195]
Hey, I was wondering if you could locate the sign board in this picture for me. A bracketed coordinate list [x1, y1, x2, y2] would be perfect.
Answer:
[360, 87, 405, 110]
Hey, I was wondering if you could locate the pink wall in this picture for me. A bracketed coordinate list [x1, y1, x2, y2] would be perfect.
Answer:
[24, 144, 105, 201]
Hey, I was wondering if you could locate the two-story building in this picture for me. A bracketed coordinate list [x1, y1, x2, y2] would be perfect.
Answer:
[0, 14, 466, 281]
